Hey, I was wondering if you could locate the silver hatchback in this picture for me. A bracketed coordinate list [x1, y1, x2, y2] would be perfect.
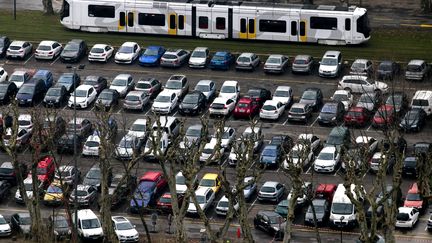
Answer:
[292, 55, 314, 74]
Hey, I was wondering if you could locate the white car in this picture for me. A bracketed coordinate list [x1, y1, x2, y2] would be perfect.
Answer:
[175, 171, 197, 194]
[210, 127, 235, 148]
[272, 86, 293, 107]
[330, 90, 353, 110]
[109, 74, 134, 98]
[260, 100, 285, 120]
[194, 80, 216, 100]
[112, 216, 139, 242]
[242, 126, 263, 152]
[127, 118, 147, 140]
[369, 152, 388, 173]
[187, 187, 215, 214]
[18, 114, 33, 132]
[115, 42, 141, 64]
[82, 134, 100, 157]
[115, 135, 142, 160]
[215, 196, 239, 216]
[200, 141, 226, 164]
[219, 80, 240, 101]
[0, 214, 11, 236]
[143, 131, 169, 160]
[396, 207, 419, 229]
[152, 90, 179, 114]
[318, 51, 343, 78]
[0, 67, 8, 82]
[15, 177, 38, 203]
[283, 143, 314, 169]
[189, 47, 209, 68]
[338, 75, 389, 94]
[68, 85, 97, 109]
[6, 41, 32, 59]
[235, 52, 260, 71]
[35, 40, 62, 60]
[209, 97, 236, 116]
[165, 74, 189, 98]
[355, 136, 378, 154]
[287, 182, 312, 206]
[313, 146, 340, 173]
[350, 59, 374, 77]
[297, 133, 321, 154]
[88, 44, 114, 62]
[8, 70, 32, 88]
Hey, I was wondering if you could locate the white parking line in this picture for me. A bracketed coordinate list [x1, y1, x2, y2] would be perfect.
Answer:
[50, 56, 60, 66]
[145, 109, 151, 116]
[366, 125, 372, 131]
[282, 118, 290, 126]
[24, 54, 33, 64]
[310, 117, 319, 127]
[247, 198, 258, 212]
[116, 108, 122, 114]
[248, 161, 256, 170]
[333, 168, 341, 176]
[62, 105, 69, 111]
[305, 166, 312, 174]
[172, 111, 178, 117]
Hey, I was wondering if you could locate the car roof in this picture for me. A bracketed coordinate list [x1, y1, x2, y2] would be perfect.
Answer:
[92, 44, 109, 49]
[18, 114, 32, 121]
[195, 187, 212, 195]
[39, 40, 57, 46]
[132, 118, 147, 125]
[413, 90, 432, 99]
[165, 49, 183, 54]
[298, 133, 314, 140]
[140, 171, 162, 182]
[348, 106, 366, 112]
[76, 209, 98, 220]
[12, 70, 26, 75]
[355, 136, 374, 144]
[323, 50, 341, 57]
[342, 75, 369, 81]
[35, 69, 51, 76]
[147, 45, 163, 49]
[0, 162, 13, 169]
[112, 216, 129, 223]
[120, 41, 138, 47]
[275, 86, 292, 91]
[243, 126, 260, 134]
[353, 59, 369, 64]
[127, 90, 146, 96]
[196, 80, 214, 85]
[239, 52, 254, 57]
[408, 183, 420, 194]
[263, 100, 281, 106]
[408, 59, 425, 65]
[322, 102, 338, 108]
[320, 146, 337, 153]
[38, 156, 53, 167]
[193, 47, 208, 51]
[262, 181, 279, 187]
[294, 55, 311, 60]
[77, 184, 93, 191]
[333, 90, 350, 95]
[202, 173, 218, 180]
[258, 210, 280, 217]
[291, 102, 307, 109]
[238, 97, 252, 103]
[215, 51, 229, 56]
[10, 40, 26, 46]
[58, 165, 75, 172]
[398, 207, 415, 213]
[168, 74, 186, 80]
[86, 134, 100, 142]
[114, 74, 132, 79]
[76, 84, 94, 91]
[222, 80, 238, 86]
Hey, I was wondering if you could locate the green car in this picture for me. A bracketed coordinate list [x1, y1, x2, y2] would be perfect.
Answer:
[275, 200, 289, 217]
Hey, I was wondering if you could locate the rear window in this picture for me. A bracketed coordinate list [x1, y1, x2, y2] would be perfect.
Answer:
[412, 99, 429, 106]
[407, 65, 422, 72]
[211, 103, 225, 109]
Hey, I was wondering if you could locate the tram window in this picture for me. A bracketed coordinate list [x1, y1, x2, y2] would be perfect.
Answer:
[199, 16, 208, 29]
[119, 12, 126, 26]
[88, 5, 115, 18]
[291, 21, 297, 35]
[138, 13, 165, 26]
[240, 19, 246, 33]
[179, 15, 185, 30]
[128, 12, 134, 27]
[216, 17, 226, 30]
[300, 21, 305, 36]
[259, 20, 286, 33]
[310, 17, 337, 30]
[345, 18, 351, 31]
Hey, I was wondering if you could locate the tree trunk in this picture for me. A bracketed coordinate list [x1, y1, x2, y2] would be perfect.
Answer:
[42, 0, 55, 15]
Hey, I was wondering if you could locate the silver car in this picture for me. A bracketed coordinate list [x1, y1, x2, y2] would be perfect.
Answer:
[123, 91, 150, 111]
[264, 54, 289, 74]
[405, 59, 430, 81]
[292, 55, 314, 74]
[194, 80, 216, 101]
[235, 52, 260, 71]
[160, 49, 190, 68]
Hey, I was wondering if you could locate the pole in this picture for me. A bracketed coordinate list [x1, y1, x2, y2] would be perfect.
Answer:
[13, 0, 16, 20]
[340, 216, 344, 243]
[73, 66, 78, 241]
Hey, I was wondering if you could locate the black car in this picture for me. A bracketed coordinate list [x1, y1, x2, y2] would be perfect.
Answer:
[179, 91, 207, 115]
[366, 185, 402, 225]
[60, 39, 87, 63]
[270, 135, 293, 154]
[57, 73, 81, 93]
[0, 180, 10, 200]
[402, 156, 417, 178]
[253, 211, 285, 240]
[414, 142, 432, 156]
[11, 213, 31, 236]
[0, 82, 18, 105]
[247, 88, 271, 105]
[108, 173, 137, 208]
[57, 133, 83, 154]
[48, 215, 71, 240]
[43, 86, 68, 107]
[83, 165, 112, 190]
[380, 136, 407, 155]
[83, 75, 108, 94]
[318, 102, 345, 126]
[304, 198, 330, 226]
[66, 118, 93, 139]
[299, 87, 323, 111]
[15, 79, 47, 106]
[0, 36, 11, 57]
[399, 108, 426, 132]
[96, 89, 120, 111]
[385, 92, 409, 115]
[377, 60, 400, 80]
[0, 161, 27, 185]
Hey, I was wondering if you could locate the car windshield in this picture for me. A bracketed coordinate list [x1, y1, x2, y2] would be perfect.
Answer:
[333, 94, 348, 102]
[321, 105, 336, 114]
[267, 58, 281, 64]
[213, 55, 226, 61]
[359, 95, 374, 103]
[85, 141, 99, 147]
[238, 56, 250, 62]
[18, 120, 31, 126]
[98, 92, 113, 100]
[407, 65, 421, 72]
[290, 107, 305, 113]
[291, 150, 300, 159]
[176, 175, 185, 185]
[58, 75, 72, 84]
[163, 54, 177, 59]
[294, 59, 308, 64]
[118, 46, 133, 53]
[406, 193, 422, 201]
[327, 135, 343, 145]
[332, 203, 353, 214]
[116, 221, 134, 230]
[274, 90, 289, 97]
[47, 88, 61, 96]
[195, 84, 210, 92]
[84, 79, 98, 85]
[47, 185, 62, 193]
[196, 195, 206, 204]
[18, 85, 34, 94]
[202, 148, 214, 154]
[183, 94, 198, 104]
[261, 186, 275, 193]
[54, 219, 69, 228]
[237, 102, 249, 108]
[347, 111, 363, 117]
[200, 179, 215, 187]
[318, 152, 333, 160]
[262, 148, 276, 157]
[0, 167, 12, 174]
[262, 105, 276, 111]
[192, 51, 206, 58]
[379, 63, 392, 71]
[218, 201, 229, 208]
[38, 45, 51, 51]
[186, 128, 201, 137]
[9, 75, 23, 82]
[64, 43, 79, 51]
[155, 95, 171, 103]
[352, 62, 365, 69]
[9, 45, 22, 50]
[396, 213, 410, 221]
[166, 81, 182, 90]
[112, 79, 127, 86]
[321, 58, 337, 65]
[0, 217, 7, 224]
[386, 96, 402, 105]
[74, 89, 87, 98]
[307, 203, 325, 213]
[91, 48, 104, 53]
[119, 138, 133, 148]
[302, 91, 316, 100]
[126, 95, 140, 102]
[0, 84, 9, 94]
[404, 157, 416, 166]
[406, 111, 419, 120]
[130, 123, 145, 132]
[37, 167, 47, 175]
[136, 82, 151, 89]
[144, 49, 158, 56]
[59, 170, 71, 177]
[20, 216, 31, 225]
[87, 169, 101, 179]
[221, 86, 235, 93]
[82, 219, 100, 229]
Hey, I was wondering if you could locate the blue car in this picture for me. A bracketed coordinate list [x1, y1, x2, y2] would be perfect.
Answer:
[260, 145, 281, 167]
[32, 70, 54, 90]
[57, 73, 81, 93]
[209, 51, 234, 70]
[139, 46, 166, 66]
[129, 180, 156, 213]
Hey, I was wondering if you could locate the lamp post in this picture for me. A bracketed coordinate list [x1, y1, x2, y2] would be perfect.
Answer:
[66, 64, 85, 241]
[340, 216, 345, 243]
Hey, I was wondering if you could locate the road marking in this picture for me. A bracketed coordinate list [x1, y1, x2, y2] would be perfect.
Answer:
[283, 118, 290, 126]
[373, 17, 393, 21]
[145, 109, 151, 116]
[333, 167, 340, 176]
[24, 54, 33, 65]
[305, 166, 312, 174]
[247, 197, 258, 212]
[248, 161, 256, 170]
[425, 226, 428, 231]
[420, 24, 432, 28]
[116, 108, 122, 114]
[50, 56, 60, 66]
[310, 117, 319, 127]
[172, 111, 178, 117]
[62, 105, 68, 111]
[366, 125, 372, 131]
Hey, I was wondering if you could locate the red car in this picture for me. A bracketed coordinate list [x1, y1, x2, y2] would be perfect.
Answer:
[372, 105, 395, 128]
[315, 184, 337, 203]
[130, 171, 168, 212]
[344, 106, 370, 127]
[404, 183, 427, 213]
[233, 97, 260, 119]
[156, 192, 184, 213]
[30, 156, 55, 187]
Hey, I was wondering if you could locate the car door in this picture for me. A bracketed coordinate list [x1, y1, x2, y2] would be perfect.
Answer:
[127, 77, 134, 91]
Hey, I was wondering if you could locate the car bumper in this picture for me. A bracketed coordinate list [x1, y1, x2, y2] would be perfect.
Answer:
[124, 104, 143, 110]
[35, 54, 55, 60]
[288, 115, 307, 122]
[209, 64, 228, 70]
[88, 56, 106, 62]
[233, 111, 253, 119]
[396, 221, 414, 228]
[7, 52, 25, 58]
[257, 195, 278, 201]
[44, 100, 61, 107]
[139, 60, 158, 66]
[209, 109, 229, 116]
[16, 99, 33, 106]
[314, 165, 335, 173]
[44, 199, 63, 206]
[61, 56, 79, 62]
[292, 67, 311, 73]
[0, 230, 12, 236]
[82, 149, 99, 156]
[236, 65, 253, 70]
[319, 72, 337, 77]
[115, 58, 133, 64]
[152, 107, 170, 114]
[179, 108, 199, 115]
[406, 75, 424, 80]
[318, 119, 337, 125]
[260, 113, 279, 120]
[160, 62, 181, 68]
[189, 62, 206, 68]
[330, 219, 356, 228]
[68, 102, 88, 109]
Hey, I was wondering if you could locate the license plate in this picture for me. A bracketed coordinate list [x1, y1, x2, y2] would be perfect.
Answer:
[239, 110, 245, 113]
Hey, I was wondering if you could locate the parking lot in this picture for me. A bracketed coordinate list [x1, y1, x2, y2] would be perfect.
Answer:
[0, 51, 432, 242]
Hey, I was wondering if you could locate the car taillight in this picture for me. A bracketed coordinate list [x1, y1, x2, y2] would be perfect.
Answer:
[19, 50, 24, 53]
[102, 53, 106, 56]
[224, 105, 227, 109]
[274, 110, 278, 114]
[174, 60, 179, 63]
[149, 88, 153, 93]
[48, 51, 53, 55]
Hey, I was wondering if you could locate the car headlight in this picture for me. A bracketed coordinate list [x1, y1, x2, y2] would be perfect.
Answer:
[332, 117, 336, 121]
[27, 99, 32, 102]
[318, 116, 322, 119]
[273, 226, 280, 231]
[54, 231, 59, 235]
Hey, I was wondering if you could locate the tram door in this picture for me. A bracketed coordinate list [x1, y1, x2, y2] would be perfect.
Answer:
[239, 17, 256, 39]
[119, 11, 134, 32]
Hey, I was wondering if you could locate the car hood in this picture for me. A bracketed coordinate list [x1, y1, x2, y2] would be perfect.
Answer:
[357, 102, 374, 110]
[400, 118, 418, 126]
[116, 147, 133, 156]
[116, 228, 138, 238]
[189, 57, 206, 64]
[260, 155, 276, 163]
[299, 99, 316, 106]
[273, 96, 289, 104]
[176, 185, 187, 194]
[319, 113, 336, 120]
[218, 93, 236, 100]
[81, 228, 102, 236]
[131, 191, 152, 207]
[375, 81, 388, 90]
[180, 102, 198, 109]
[16, 93, 33, 100]
[97, 99, 112, 106]
[0, 223, 10, 231]
[61, 51, 78, 57]
[152, 101, 171, 108]
[110, 86, 126, 93]
[188, 202, 204, 212]
[319, 65, 337, 72]
[116, 52, 133, 60]
[314, 159, 335, 167]
[140, 55, 158, 63]
[45, 95, 60, 101]
[305, 211, 325, 221]
[20, 225, 31, 233]
[83, 178, 100, 186]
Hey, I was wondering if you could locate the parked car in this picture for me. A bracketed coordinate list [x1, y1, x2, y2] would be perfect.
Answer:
[304, 198, 330, 226]
[270, 135, 293, 153]
[235, 52, 260, 71]
[130, 171, 167, 213]
[209, 51, 234, 70]
[16, 80, 47, 106]
[198, 173, 222, 194]
[124, 91, 150, 111]
[175, 171, 197, 195]
[43, 181, 66, 206]
[314, 146, 341, 173]
[54, 165, 80, 185]
[258, 181, 285, 202]
[165, 74, 189, 98]
[0, 36, 11, 57]
[260, 100, 285, 120]
[272, 86, 293, 107]
[179, 91, 207, 115]
[66, 117, 93, 138]
[219, 80, 240, 101]
[264, 54, 289, 74]
[135, 77, 162, 98]
[318, 51, 343, 78]
[405, 59, 430, 81]
[254, 211, 285, 239]
[32, 69, 54, 90]
[156, 192, 183, 213]
[0, 82, 18, 105]
[35, 40, 62, 60]
[299, 87, 323, 111]
[43, 86, 68, 107]
[247, 87, 271, 105]
[330, 90, 353, 110]
[292, 55, 314, 74]
[48, 215, 72, 240]
[194, 80, 216, 101]
[396, 207, 419, 229]
[260, 145, 282, 168]
[10, 213, 31, 236]
[57, 133, 83, 154]
[350, 59, 374, 77]
[338, 75, 389, 94]
[0, 161, 27, 185]
[60, 39, 87, 63]
[377, 60, 400, 80]
[81, 134, 100, 157]
[0, 214, 11, 237]
[188, 47, 209, 68]
[385, 91, 409, 114]
[68, 84, 97, 109]
[372, 105, 396, 129]
[288, 103, 313, 124]
[160, 49, 190, 68]
[8, 69, 33, 88]
[199, 141, 226, 164]
[209, 97, 236, 117]
[404, 183, 427, 212]
[115, 135, 143, 160]
[216, 196, 239, 216]
[109, 74, 134, 98]
[283, 143, 314, 169]
[115, 42, 141, 64]
[187, 187, 215, 214]
[96, 89, 119, 111]
[344, 106, 370, 127]
[152, 90, 179, 114]
[112, 216, 139, 242]
[139, 45, 165, 66]
[369, 152, 394, 173]
[88, 44, 114, 62]
[243, 176, 257, 202]
[233, 97, 260, 119]
[297, 133, 322, 154]
[6, 41, 32, 59]
[0, 180, 11, 201]
[318, 102, 345, 126]
[399, 108, 426, 132]
[83, 75, 107, 94]
[357, 92, 381, 112]
[127, 118, 148, 141]
[69, 184, 98, 206]
[109, 173, 137, 208]
[83, 165, 112, 190]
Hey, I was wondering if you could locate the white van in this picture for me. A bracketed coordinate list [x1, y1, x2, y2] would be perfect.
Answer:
[72, 209, 104, 241]
[152, 116, 180, 139]
[329, 184, 363, 228]
[143, 131, 169, 161]
[411, 90, 432, 115]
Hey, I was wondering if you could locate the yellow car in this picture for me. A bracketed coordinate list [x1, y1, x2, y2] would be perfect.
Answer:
[198, 173, 221, 194]
[43, 182, 66, 206]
